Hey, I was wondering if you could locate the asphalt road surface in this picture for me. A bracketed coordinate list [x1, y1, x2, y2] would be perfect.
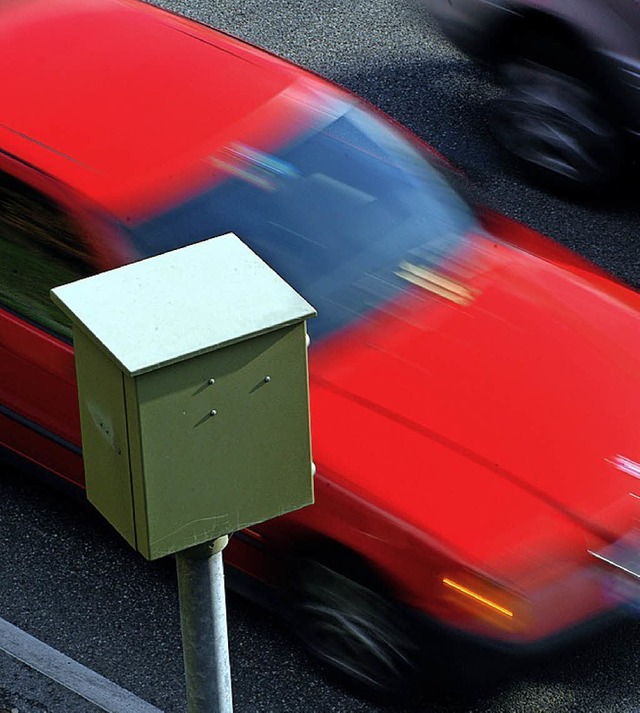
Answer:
[1, 0, 639, 711]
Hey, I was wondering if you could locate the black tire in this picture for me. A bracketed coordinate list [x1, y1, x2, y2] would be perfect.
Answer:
[490, 32, 623, 195]
[289, 553, 422, 699]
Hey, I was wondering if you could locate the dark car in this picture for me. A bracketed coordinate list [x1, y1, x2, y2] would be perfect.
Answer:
[415, 0, 640, 193]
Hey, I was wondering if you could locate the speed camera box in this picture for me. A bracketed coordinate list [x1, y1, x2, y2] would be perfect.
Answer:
[51, 234, 316, 560]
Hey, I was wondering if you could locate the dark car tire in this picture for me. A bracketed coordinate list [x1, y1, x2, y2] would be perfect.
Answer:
[289, 553, 422, 699]
[490, 33, 624, 195]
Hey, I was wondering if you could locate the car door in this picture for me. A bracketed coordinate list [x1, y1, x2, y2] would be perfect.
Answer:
[0, 166, 110, 486]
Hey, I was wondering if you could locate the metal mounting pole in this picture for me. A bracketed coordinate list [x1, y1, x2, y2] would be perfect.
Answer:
[176, 535, 233, 713]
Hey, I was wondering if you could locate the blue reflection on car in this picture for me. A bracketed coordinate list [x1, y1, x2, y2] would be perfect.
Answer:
[131, 101, 477, 339]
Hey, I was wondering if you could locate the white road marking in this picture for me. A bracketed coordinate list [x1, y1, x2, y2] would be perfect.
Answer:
[0, 617, 163, 712]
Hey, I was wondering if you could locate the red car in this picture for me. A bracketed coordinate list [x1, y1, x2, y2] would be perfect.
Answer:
[1, 0, 639, 697]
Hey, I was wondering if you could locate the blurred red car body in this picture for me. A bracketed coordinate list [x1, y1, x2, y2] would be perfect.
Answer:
[1, 0, 639, 695]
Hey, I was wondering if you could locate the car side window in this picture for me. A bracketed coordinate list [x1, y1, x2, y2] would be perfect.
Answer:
[0, 174, 93, 339]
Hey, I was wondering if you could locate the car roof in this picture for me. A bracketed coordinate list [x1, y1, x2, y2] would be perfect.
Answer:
[0, 0, 328, 219]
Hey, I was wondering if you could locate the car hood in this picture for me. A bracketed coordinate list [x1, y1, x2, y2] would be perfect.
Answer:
[0, 0, 330, 217]
[308, 227, 640, 564]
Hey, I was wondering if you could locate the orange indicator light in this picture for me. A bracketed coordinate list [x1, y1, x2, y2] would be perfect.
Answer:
[442, 577, 514, 618]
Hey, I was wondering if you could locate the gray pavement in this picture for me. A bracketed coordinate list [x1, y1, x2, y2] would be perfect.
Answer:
[0, 654, 102, 713]
[0, 616, 161, 712]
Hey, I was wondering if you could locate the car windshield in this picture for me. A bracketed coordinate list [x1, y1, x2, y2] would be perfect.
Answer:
[130, 100, 478, 339]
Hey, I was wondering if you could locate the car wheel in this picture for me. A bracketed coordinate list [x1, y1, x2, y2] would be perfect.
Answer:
[491, 51, 623, 194]
[290, 555, 421, 698]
